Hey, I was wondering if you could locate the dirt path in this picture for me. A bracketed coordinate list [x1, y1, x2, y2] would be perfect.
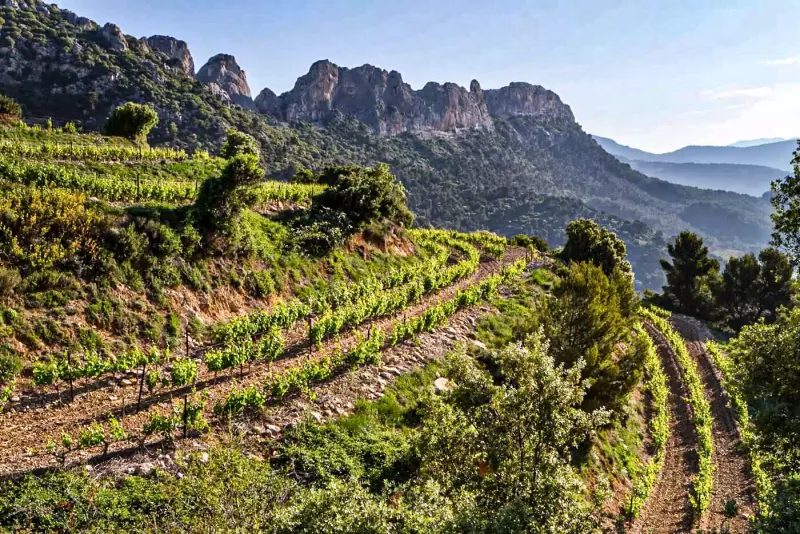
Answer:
[629, 323, 698, 534]
[0, 248, 528, 477]
[670, 315, 755, 533]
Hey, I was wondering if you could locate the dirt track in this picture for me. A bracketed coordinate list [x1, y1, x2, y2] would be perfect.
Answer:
[670, 315, 755, 533]
[630, 323, 697, 534]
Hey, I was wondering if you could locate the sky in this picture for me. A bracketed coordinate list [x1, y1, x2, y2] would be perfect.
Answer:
[59, 0, 800, 152]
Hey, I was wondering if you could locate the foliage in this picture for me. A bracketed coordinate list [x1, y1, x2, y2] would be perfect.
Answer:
[310, 164, 414, 230]
[220, 129, 260, 159]
[103, 102, 159, 142]
[640, 307, 714, 516]
[0, 94, 21, 118]
[193, 153, 264, 230]
[418, 336, 607, 533]
[624, 324, 670, 518]
[705, 341, 773, 521]
[658, 231, 719, 318]
[771, 142, 800, 264]
[559, 218, 632, 277]
[727, 308, 800, 477]
[713, 247, 795, 331]
[543, 262, 641, 413]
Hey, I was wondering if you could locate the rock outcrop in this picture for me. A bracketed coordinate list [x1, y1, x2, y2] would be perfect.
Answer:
[146, 35, 195, 76]
[96, 23, 128, 52]
[270, 60, 492, 135]
[254, 87, 281, 117]
[257, 60, 574, 136]
[485, 82, 575, 124]
[196, 54, 254, 110]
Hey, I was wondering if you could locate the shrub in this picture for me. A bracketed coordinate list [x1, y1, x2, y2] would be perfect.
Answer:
[219, 129, 260, 159]
[0, 347, 21, 384]
[104, 102, 158, 142]
[0, 94, 21, 119]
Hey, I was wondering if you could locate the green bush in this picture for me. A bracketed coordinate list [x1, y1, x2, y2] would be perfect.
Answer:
[0, 94, 21, 118]
[104, 102, 158, 142]
[219, 129, 260, 159]
[0, 346, 21, 384]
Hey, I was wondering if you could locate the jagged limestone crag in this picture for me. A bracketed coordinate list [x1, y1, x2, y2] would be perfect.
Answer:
[255, 59, 574, 136]
[146, 35, 195, 77]
[197, 53, 254, 110]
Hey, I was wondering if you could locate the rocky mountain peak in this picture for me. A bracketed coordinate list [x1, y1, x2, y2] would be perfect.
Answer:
[255, 60, 575, 136]
[197, 53, 254, 110]
[268, 60, 493, 135]
[484, 82, 574, 123]
[146, 35, 194, 77]
[97, 23, 128, 52]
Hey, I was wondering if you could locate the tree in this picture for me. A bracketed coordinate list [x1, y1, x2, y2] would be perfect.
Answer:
[559, 219, 632, 277]
[194, 154, 264, 230]
[715, 253, 762, 330]
[0, 94, 22, 119]
[659, 231, 719, 318]
[311, 164, 414, 228]
[543, 262, 641, 413]
[291, 168, 317, 184]
[713, 247, 795, 330]
[730, 307, 800, 475]
[418, 337, 606, 533]
[756, 247, 795, 321]
[220, 129, 260, 159]
[104, 102, 158, 142]
[771, 142, 800, 264]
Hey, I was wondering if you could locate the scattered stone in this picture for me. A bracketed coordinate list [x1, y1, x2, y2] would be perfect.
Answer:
[198, 452, 209, 465]
[433, 377, 452, 394]
[135, 462, 156, 476]
[379, 372, 393, 380]
[84, 464, 94, 473]
[310, 411, 323, 423]
[121, 379, 132, 386]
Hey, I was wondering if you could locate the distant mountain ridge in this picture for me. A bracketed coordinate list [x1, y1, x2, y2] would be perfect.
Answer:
[728, 137, 794, 148]
[593, 135, 796, 170]
[0, 0, 777, 290]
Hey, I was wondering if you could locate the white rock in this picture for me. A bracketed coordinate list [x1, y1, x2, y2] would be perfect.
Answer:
[198, 452, 210, 464]
[135, 462, 156, 476]
[433, 377, 452, 394]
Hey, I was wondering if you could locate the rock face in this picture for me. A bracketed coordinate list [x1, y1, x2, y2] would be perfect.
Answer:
[196, 54, 254, 110]
[146, 35, 194, 76]
[254, 87, 281, 117]
[97, 23, 128, 52]
[258, 60, 574, 136]
[485, 82, 575, 124]
[269, 60, 492, 135]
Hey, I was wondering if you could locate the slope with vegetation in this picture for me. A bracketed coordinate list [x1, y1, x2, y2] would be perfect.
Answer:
[0, 0, 779, 291]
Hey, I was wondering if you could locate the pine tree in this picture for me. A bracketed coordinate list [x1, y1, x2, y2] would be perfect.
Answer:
[659, 231, 719, 318]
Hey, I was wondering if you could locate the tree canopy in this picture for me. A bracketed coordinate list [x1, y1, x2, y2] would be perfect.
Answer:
[104, 102, 158, 142]
[311, 163, 414, 229]
[220, 129, 260, 160]
[559, 219, 632, 277]
[771, 142, 800, 265]
[659, 231, 719, 318]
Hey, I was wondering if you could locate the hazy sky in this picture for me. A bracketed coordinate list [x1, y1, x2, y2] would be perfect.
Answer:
[61, 0, 800, 152]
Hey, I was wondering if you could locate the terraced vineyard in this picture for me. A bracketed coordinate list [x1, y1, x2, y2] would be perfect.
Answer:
[0, 226, 530, 475]
[629, 307, 756, 533]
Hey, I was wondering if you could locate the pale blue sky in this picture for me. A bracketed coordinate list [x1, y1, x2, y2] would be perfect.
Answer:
[61, 0, 800, 152]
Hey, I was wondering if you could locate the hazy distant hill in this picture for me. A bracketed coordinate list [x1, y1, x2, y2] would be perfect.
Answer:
[624, 160, 786, 197]
[728, 137, 794, 148]
[593, 135, 796, 170]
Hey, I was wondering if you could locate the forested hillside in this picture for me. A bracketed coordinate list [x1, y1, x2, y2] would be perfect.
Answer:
[0, 0, 777, 291]
[0, 23, 797, 532]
